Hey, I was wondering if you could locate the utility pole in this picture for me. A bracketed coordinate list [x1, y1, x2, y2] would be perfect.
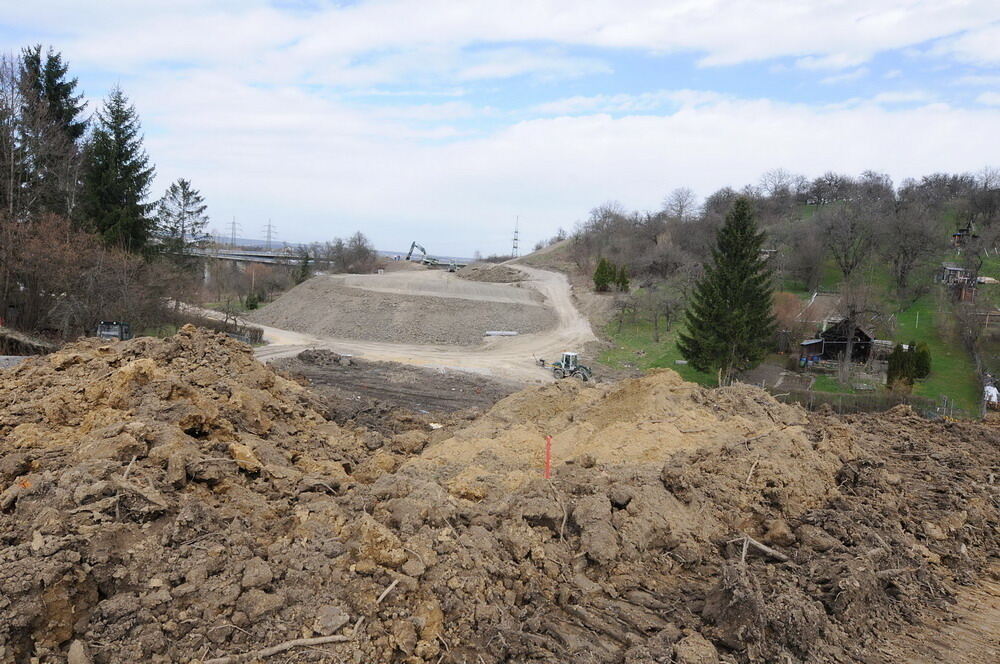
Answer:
[228, 217, 241, 248]
[512, 216, 519, 258]
[263, 219, 277, 250]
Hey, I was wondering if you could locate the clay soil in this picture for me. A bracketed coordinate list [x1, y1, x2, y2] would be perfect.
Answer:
[1, 328, 998, 664]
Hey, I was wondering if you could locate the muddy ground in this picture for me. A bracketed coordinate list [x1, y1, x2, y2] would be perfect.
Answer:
[270, 349, 520, 432]
[0, 327, 998, 664]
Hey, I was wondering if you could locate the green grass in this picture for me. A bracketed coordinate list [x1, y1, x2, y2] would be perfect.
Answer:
[599, 318, 714, 386]
[894, 294, 980, 412]
[811, 374, 855, 394]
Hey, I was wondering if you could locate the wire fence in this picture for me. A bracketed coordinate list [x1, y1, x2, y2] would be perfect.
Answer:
[768, 387, 981, 420]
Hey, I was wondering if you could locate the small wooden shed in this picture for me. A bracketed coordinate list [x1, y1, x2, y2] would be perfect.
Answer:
[819, 319, 873, 363]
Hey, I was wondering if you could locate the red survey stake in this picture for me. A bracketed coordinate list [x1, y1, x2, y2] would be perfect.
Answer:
[544, 435, 553, 479]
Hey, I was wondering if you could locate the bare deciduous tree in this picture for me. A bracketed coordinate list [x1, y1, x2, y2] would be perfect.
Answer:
[662, 187, 697, 221]
[880, 202, 943, 292]
[819, 200, 877, 281]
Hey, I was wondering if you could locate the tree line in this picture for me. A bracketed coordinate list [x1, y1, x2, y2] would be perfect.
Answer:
[572, 167, 999, 383]
[0, 45, 212, 337]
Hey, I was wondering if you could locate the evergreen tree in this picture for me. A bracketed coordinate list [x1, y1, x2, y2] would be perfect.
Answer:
[677, 197, 775, 384]
[914, 342, 932, 379]
[593, 258, 613, 292]
[18, 45, 87, 217]
[156, 178, 208, 257]
[887, 344, 910, 385]
[82, 86, 155, 251]
[20, 45, 86, 141]
[295, 250, 312, 284]
[616, 265, 630, 292]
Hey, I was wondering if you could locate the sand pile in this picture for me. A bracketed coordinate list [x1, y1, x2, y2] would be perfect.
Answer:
[1, 329, 997, 663]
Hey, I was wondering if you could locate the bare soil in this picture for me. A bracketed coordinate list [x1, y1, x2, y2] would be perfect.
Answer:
[270, 349, 520, 432]
[248, 273, 555, 346]
[1, 328, 997, 664]
[456, 263, 525, 283]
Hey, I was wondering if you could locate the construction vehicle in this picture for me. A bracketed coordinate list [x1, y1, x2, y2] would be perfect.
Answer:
[405, 242, 467, 271]
[96, 321, 133, 341]
[405, 242, 427, 261]
[537, 352, 592, 381]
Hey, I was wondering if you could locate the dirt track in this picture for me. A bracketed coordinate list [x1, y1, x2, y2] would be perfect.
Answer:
[252, 264, 597, 383]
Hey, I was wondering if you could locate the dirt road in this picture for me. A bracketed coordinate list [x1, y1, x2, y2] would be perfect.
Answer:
[251, 264, 596, 383]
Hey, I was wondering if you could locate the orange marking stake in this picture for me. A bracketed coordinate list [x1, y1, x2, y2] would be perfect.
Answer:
[544, 435, 553, 479]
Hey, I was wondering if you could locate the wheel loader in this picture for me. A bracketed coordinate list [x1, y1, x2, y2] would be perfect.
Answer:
[537, 352, 592, 381]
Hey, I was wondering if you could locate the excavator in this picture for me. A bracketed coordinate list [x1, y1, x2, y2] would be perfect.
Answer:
[404, 241, 466, 272]
[405, 242, 427, 261]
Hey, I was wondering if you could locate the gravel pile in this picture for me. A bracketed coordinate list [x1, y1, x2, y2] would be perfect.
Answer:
[249, 277, 555, 345]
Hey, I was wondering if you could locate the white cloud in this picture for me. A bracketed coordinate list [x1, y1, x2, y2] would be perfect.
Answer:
[977, 92, 1000, 106]
[934, 23, 1000, 66]
[533, 91, 697, 115]
[11, 0, 1000, 81]
[820, 68, 869, 85]
[954, 74, 1000, 87]
[9, 2, 1000, 253]
[133, 76, 1000, 253]
[869, 90, 935, 104]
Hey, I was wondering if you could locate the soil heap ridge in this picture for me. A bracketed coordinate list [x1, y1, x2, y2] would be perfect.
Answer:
[0, 328, 997, 664]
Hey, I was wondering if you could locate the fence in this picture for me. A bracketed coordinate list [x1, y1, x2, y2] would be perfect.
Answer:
[768, 387, 979, 420]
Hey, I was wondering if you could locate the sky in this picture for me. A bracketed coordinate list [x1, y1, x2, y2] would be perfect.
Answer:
[3, 1, 1000, 255]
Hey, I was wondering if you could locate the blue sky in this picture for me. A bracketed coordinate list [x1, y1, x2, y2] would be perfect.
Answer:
[3, 1, 1000, 255]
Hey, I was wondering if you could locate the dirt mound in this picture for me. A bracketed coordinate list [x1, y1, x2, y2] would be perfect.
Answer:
[1, 330, 997, 663]
[457, 263, 524, 283]
[248, 276, 555, 345]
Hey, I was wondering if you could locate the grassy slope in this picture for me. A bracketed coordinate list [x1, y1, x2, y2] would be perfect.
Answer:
[598, 318, 713, 386]
[894, 295, 981, 411]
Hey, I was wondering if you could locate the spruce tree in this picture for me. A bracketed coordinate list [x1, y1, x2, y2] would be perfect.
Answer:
[20, 45, 86, 141]
[82, 86, 155, 251]
[593, 258, 613, 292]
[18, 46, 87, 217]
[677, 197, 775, 384]
[156, 178, 209, 257]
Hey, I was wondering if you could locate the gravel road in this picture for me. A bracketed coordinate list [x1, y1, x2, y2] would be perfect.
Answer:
[246, 264, 597, 383]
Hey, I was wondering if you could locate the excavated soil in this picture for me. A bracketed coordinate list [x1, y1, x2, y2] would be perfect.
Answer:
[1, 328, 998, 664]
[457, 263, 524, 283]
[248, 274, 554, 345]
[270, 349, 520, 433]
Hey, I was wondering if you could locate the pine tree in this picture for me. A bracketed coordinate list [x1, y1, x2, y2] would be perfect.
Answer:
[677, 197, 775, 384]
[82, 86, 155, 251]
[156, 178, 208, 257]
